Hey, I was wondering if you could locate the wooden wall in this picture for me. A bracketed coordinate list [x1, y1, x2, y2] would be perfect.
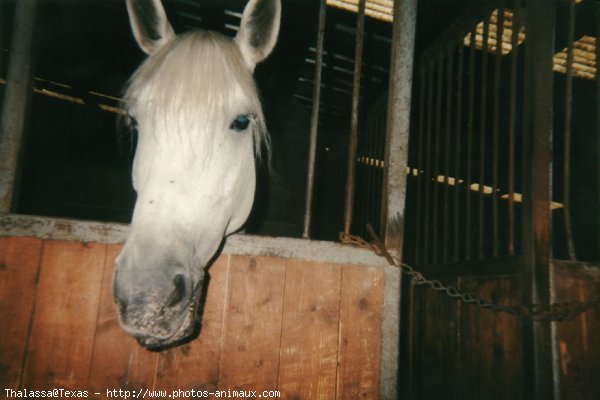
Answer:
[0, 236, 384, 399]
[405, 265, 600, 400]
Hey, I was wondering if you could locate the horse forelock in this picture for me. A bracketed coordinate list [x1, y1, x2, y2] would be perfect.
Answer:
[122, 30, 270, 160]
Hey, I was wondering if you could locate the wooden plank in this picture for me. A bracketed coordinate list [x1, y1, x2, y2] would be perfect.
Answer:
[154, 254, 229, 393]
[278, 259, 342, 400]
[411, 280, 460, 398]
[217, 255, 286, 392]
[22, 240, 106, 390]
[88, 243, 157, 394]
[555, 276, 600, 400]
[458, 277, 523, 399]
[336, 264, 383, 400]
[0, 236, 43, 389]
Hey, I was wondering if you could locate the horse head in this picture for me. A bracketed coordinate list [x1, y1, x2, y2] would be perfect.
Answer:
[113, 0, 280, 349]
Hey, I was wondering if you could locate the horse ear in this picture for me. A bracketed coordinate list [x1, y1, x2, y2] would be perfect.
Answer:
[235, 0, 281, 70]
[126, 0, 175, 55]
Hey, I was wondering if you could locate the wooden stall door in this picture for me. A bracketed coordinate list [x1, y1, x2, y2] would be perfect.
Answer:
[406, 270, 600, 400]
[0, 236, 385, 400]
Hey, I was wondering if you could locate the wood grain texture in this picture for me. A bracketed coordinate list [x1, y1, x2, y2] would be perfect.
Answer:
[336, 264, 383, 400]
[278, 259, 342, 400]
[1, 238, 390, 398]
[154, 254, 229, 393]
[88, 243, 157, 394]
[410, 280, 460, 399]
[22, 241, 106, 390]
[0, 236, 43, 389]
[457, 277, 522, 400]
[555, 275, 600, 400]
[217, 255, 286, 393]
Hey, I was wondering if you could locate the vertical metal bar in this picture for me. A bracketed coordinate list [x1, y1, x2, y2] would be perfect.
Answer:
[492, 4, 505, 257]
[423, 67, 434, 264]
[0, 0, 37, 214]
[379, 1, 417, 398]
[596, 0, 600, 261]
[342, 0, 366, 236]
[563, 0, 577, 260]
[374, 106, 385, 232]
[453, 43, 464, 262]
[521, 0, 557, 398]
[508, 1, 521, 256]
[465, 24, 477, 260]
[380, 0, 417, 254]
[302, 0, 327, 239]
[362, 115, 373, 237]
[366, 112, 378, 235]
[432, 59, 443, 264]
[0, 2, 6, 79]
[443, 49, 454, 263]
[415, 73, 426, 265]
[478, 15, 490, 259]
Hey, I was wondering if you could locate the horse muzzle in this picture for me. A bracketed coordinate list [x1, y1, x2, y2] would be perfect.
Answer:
[113, 252, 204, 349]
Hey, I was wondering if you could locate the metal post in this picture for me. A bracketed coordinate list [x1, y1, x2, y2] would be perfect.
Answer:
[562, 0, 576, 260]
[379, 1, 417, 399]
[303, 0, 327, 239]
[508, 0, 523, 256]
[478, 15, 489, 260]
[0, 0, 37, 214]
[520, 0, 556, 398]
[492, 3, 505, 258]
[342, 0, 366, 236]
[465, 23, 476, 260]
[380, 0, 417, 256]
[0, 2, 6, 78]
[596, 0, 600, 260]
[453, 43, 464, 262]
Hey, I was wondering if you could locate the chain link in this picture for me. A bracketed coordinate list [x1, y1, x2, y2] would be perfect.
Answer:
[339, 227, 600, 322]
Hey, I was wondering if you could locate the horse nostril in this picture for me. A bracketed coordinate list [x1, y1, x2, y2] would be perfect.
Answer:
[166, 273, 186, 307]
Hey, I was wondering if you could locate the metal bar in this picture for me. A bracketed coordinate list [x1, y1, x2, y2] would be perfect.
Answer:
[374, 105, 385, 233]
[465, 24, 477, 261]
[520, 0, 557, 398]
[453, 43, 464, 262]
[0, 0, 37, 214]
[478, 15, 490, 260]
[563, 0, 576, 260]
[366, 112, 378, 236]
[432, 59, 443, 264]
[423, 67, 434, 265]
[596, 0, 600, 262]
[379, 0, 417, 257]
[414, 73, 426, 266]
[379, 2, 417, 396]
[443, 49, 454, 263]
[302, 0, 327, 239]
[492, 3, 505, 257]
[508, 0, 521, 256]
[342, 0, 366, 236]
[371, 105, 385, 235]
[0, 3, 5, 78]
[362, 114, 373, 238]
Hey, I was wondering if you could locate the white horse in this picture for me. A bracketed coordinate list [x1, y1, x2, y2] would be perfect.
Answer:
[113, 0, 280, 349]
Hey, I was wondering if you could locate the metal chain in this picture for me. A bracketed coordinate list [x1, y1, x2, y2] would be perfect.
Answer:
[339, 226, 600, 322]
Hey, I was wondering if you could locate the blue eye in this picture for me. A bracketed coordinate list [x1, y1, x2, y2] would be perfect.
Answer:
[230, 114, 252, 132]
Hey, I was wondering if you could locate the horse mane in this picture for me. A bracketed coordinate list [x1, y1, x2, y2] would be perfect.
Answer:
[121, 30, 270, 160]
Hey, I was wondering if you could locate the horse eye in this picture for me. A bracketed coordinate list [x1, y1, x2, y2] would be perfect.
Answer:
[230, 114, 252, 132]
